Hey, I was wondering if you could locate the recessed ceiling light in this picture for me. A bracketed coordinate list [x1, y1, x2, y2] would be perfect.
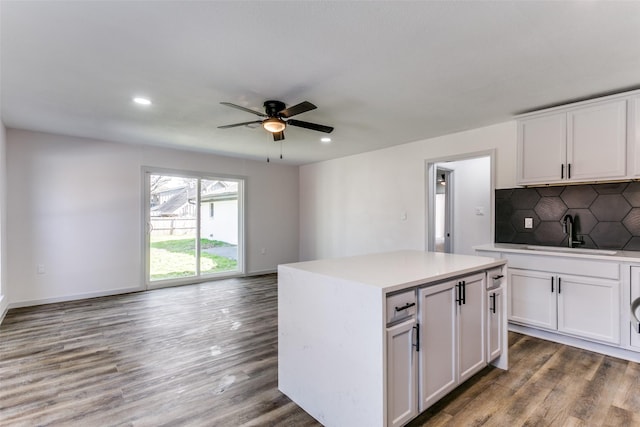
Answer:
[133, 97, 152, 106]
[321, 137, 332, 143]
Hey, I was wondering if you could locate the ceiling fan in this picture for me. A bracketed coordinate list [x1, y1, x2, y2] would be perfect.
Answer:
[218, 100, 334, 141]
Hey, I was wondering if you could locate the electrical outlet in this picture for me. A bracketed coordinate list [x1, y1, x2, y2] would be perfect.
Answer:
[37, 264, 45, 274]
[260, 248, 266, 255]
[475, 207, 485, 216]
[524, 217, 533, 229]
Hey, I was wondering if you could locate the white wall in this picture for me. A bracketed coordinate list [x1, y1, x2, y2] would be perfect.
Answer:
[448, 156, 492, 255]
[299, 121, 517, 261]
[7, 129, 299, 307]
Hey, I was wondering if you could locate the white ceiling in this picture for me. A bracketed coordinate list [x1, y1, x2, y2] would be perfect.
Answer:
[2, 1, 640, 165]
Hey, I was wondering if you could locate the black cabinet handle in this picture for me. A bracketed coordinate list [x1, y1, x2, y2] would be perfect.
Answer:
[395, 302, 416, 312]
[561, 164, 564, 179]
[413, 323, 420, 352]
[568, 164, 571, 179]
[551, 276, 554, 293]
[558, 277, 562, 294]
[455, 282, 462, 306]
[492, 274, 504, 280]
[462, 280, 466, 305]
[490, 293, 496, 314]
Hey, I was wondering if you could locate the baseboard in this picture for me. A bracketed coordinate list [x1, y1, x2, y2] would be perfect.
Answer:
[7, 285, 145, 310]
[509, 323, 640, 363]
[246, 269, 277, 276]
[0, 294, 8, 325]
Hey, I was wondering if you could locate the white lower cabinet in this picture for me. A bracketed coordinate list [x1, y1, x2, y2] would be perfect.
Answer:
[418, 273, 486, 411]
[508, 268, 620, 344]
[487, 287, 503, 362]
[457, 274, 487, 382]
[508, 269, 557, 330]
[386, 318, 418, 427]
[417, 281, 456, 411]
[386, 270, 502, 426]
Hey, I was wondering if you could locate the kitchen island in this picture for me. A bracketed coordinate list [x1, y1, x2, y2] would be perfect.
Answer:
[278, 250, 507, 427]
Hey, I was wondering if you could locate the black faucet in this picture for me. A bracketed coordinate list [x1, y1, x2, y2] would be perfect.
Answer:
[562, 214, 584, 248]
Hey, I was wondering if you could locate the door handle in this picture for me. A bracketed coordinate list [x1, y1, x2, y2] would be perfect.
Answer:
[551, 276, 554, 293]
[558, 277, 562, 294]
[490, 293, 496, 314]
[561, 164, 564, 179]
[413, 323, 420, 352]
[455, 282, 461, 306]
[568, 163, 571, 179]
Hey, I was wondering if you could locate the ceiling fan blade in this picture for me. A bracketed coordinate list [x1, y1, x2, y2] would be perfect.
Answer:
[273, 131, 285, 141]
[218, 120, 263, 129]
[220, 102, 266, 117]
[279, 101, 317, 118]
[287, 119, 334, 134]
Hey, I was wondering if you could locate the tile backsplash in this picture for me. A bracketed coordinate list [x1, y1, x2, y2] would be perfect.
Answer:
[495, 182, 640, 251]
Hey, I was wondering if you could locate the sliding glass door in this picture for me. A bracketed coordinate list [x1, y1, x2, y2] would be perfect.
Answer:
[145, 169, 244, 287]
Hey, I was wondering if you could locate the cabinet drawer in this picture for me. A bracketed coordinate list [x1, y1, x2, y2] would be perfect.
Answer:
[487, 267, 505, 290]
[387, 290, 417, 325]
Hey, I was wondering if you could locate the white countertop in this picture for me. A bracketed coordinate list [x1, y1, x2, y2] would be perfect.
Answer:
[475, 243, 640, 263]
[279, 250, 505, 293]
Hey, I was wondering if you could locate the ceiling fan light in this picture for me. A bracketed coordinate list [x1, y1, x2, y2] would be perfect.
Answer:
[263, 118, 286, 133]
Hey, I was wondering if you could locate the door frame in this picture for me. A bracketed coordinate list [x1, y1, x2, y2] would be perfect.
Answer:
[425, 150, 496, 253]
[141, 166, 246, 289]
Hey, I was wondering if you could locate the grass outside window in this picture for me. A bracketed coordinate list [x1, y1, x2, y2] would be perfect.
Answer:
[150, 235, 237, 280]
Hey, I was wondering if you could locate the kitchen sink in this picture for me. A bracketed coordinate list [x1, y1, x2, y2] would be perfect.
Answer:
[524, 245, 617, 256]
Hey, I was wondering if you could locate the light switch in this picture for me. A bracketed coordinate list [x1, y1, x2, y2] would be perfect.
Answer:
[524, 217, 533, 229]
[475, 207, 485, 216]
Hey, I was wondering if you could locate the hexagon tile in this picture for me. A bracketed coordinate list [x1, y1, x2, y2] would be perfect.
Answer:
[495, 182, 640, 250]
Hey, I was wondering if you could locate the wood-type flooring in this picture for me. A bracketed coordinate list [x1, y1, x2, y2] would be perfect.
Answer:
[1, 273, 639, 426]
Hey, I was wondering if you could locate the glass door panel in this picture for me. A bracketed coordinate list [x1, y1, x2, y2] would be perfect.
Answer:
[148, 174, 198, 281]
[199, 179, 239, 275]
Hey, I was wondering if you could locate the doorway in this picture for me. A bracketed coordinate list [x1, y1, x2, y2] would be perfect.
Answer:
[435, 168, 453, 253]
[144, 169, 244, 287]
[426, 151, 494, 255]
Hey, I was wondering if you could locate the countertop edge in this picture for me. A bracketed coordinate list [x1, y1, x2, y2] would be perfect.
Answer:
[382, 258, 506, 295]
[474, 243, 640, 263]
[279, 251, 507, 294]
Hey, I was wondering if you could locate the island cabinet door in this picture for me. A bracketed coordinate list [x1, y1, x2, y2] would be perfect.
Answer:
[418, 281, 457, 412]
[386, 318, 418, 427]
[487, 287, 503, 362]
[508, 269, 557, 330]
[457, 273, 487, 383]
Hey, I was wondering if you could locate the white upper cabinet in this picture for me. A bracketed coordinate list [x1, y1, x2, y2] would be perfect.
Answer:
[567, 100, 627, 182]
[517, 92, 634, 186]
[517, 113, 566, 184]
[629, 96, 640, 178]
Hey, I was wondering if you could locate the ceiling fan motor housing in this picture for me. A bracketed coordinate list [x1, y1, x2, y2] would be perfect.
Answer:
[264, 100, 286, 117]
